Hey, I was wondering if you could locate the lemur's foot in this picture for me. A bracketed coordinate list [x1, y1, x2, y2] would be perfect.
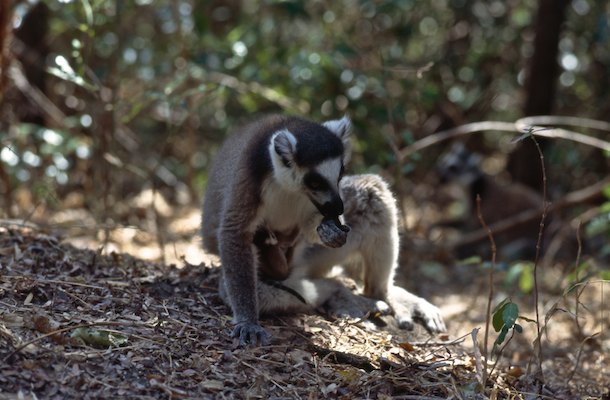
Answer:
[388, 286, 446, 333]
[323, 286, 391, 320]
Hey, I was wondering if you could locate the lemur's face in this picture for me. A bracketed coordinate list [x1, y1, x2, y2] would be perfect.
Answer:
[269, 116, 351, 219]
[302, 157, 345, 218]
[437, 143, 482, 186]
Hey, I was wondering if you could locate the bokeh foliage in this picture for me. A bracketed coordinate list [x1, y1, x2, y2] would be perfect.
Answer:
[1, 0, 609, 222]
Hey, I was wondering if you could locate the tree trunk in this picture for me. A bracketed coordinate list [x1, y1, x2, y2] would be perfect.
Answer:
[508, 0, 569, 190]
[0, 1, 13, 102]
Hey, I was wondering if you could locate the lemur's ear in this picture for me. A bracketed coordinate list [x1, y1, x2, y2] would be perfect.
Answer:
[272, 129, 298, 167]
[323, 115, 352, 163]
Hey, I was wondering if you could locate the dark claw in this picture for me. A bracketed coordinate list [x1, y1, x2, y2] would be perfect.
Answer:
[231, 322, 271, 346]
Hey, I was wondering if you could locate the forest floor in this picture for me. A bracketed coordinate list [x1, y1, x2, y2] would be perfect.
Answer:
[0, 205, 608, 399]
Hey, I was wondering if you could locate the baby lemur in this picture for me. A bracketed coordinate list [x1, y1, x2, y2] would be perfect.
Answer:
[202, 115, 445, 345]
[262, 174, 446, 334]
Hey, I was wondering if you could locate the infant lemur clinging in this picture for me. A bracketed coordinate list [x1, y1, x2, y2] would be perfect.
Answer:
[201, 115, 445, 346]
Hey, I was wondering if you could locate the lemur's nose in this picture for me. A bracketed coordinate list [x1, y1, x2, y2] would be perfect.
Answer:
[320, 195, 344, 217]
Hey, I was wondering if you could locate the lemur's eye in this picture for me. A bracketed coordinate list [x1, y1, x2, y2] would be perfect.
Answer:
[308, 178, 322, 189]
[304, 173, 326, 191]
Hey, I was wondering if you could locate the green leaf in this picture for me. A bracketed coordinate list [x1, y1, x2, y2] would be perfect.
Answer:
[459, 255, 483, 265]
[505, 262, 524, 285]
[70, 327, 128, 348]
[492, 302, 508, 332]
[518, 263, 534, 293]
[496, 325, 509, 346]
[492, 309, 503, 332]
[492, 298, 510, 315]
[502, 302, 519, 329]
[514, 323, 523, 334]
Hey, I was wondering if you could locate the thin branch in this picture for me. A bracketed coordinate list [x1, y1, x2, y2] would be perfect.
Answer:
[573, 221, 584, 338]
[9, 61, 67, 126]
[450, 176, 610, 250]
[515, 115, 610, 133]
[567, 333, 600, 383]
[470, 328, 484, 388]
[517, 126, 610, 152]
[528, 134, 548, 384]
[488, 329, 516, 378]
[399, 116, 610, 160]
[399, 122, 516, 159]
[476, 194, 497, 389]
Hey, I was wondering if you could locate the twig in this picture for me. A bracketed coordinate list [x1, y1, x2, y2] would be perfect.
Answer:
[514, 116, 610, 151]
[207, 71, 309, 114]
[57, 287, 93, 309]
[516, 115, 610, 132]
[400, 121, 516, 159]
[9, 60, 68, 125]
[308, 343, 376, 372]
[600, 277, 606, 347]
[240, 360, 288, 393]
[476, 194, 496, 389]
[470, 328, 484, 388]
[149, 379, 188, 397]
[399, 116, 610, 160]
[573, 221, 584, 338]
[488, 329, 516, 378]
[1, 275, 106, 290]
[451, 176, 610, 250]
[528, 133, 548, 386]
[408, 332, 468, 347]
[566, 333, 599, 383]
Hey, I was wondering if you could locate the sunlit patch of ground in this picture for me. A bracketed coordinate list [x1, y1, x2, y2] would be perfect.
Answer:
[1, 193, 608, 398]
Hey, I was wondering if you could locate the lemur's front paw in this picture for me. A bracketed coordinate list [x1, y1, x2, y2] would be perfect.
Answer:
[413, 299, 447, 333]
[231, 322, 271, 346]
[389, 286, 447, 334]
[317, 217, 350, 248]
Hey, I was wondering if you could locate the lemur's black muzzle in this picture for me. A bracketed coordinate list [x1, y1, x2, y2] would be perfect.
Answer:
[314, 194, 344, 218]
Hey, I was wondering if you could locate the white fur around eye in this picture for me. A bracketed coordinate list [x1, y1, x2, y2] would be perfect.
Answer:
[315, 158, 342, 186]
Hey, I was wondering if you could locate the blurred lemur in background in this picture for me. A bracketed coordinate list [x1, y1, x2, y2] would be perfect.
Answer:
[201, 115, 445, 346]
[437, 142, 544, 259]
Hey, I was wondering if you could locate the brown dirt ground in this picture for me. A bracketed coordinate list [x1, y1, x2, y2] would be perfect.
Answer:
[0, 214, 608, 399]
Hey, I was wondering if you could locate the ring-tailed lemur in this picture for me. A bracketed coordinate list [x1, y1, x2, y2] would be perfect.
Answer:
[202, 115, 351, 345]
[437, 142, 543, 257]
[257, 174, 447, 334]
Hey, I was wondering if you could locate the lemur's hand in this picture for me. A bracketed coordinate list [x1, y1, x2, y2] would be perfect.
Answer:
[232, 322, 271, 347]
[317, 217, 349, 248]
[388, 286, 447, 334]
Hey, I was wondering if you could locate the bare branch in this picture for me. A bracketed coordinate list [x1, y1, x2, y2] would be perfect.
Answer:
[399, 116, 610, 161]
